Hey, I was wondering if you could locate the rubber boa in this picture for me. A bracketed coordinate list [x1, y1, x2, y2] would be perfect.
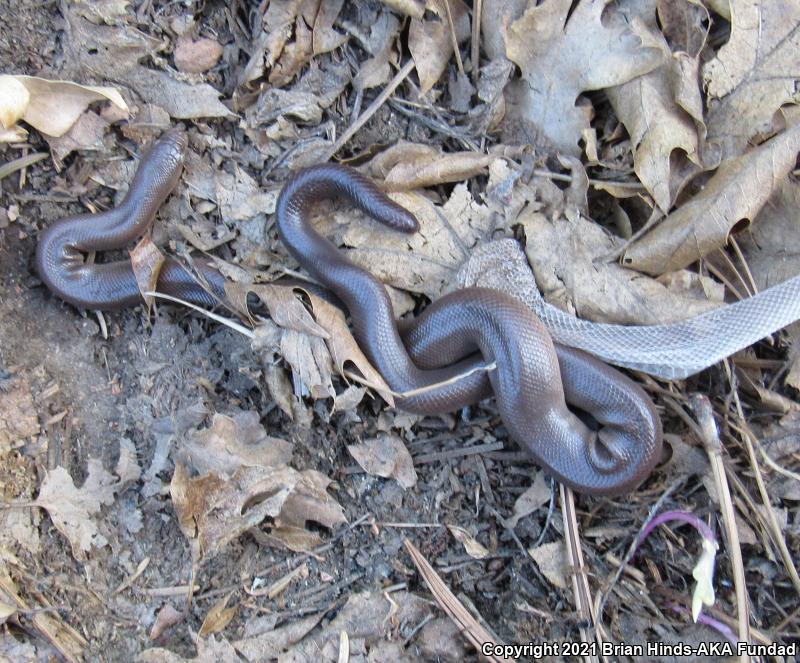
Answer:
[35, 129, 662, 495]
[35, 128, 224, 309]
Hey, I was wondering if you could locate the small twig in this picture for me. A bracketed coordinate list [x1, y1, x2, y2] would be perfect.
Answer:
[728, 235, 759, 298]
[688, 393, 750, 661]
[143, 291, 254, 336]
[0, 151, 48, 181]
[560, 485, 602, 663]
[404, 538, 512, 663]
[442, 0, 464, 74]
[532, 168, 646, 191]
[471, 0, 482, 84]
[323, 59, 415, 160]
[413, 441, 504, 465]
[725, 368, 800, 595]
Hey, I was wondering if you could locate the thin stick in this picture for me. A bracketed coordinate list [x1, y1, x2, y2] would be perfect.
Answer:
[726, 370, 800, 595]
[532, 168, 646, 191]
[323, 59, 415, 160]
[442, 0, 464, 74]
[728, 235, 759, 297]
[560, 485, 602, 663]
[471, 0, 482, 84]
[688, 393, 750, 660]
[144, 292, 254, 337]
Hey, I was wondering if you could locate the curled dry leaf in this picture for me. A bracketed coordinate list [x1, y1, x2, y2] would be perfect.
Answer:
[447, 525, 489, 559]
[623, 124, 800, 275]
[130, 236, 166, 310]
[149, 604, 184, 641]
[242, 282, 393, 406]
[347, 434, 417, 489]
[0, 74, 127, 138]
[381, 151, 497, 192]
[498, 0, 662, 154]
[703, 0, 800, 160]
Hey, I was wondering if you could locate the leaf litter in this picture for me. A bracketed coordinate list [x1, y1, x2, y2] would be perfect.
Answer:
[1, 0, 800, 660]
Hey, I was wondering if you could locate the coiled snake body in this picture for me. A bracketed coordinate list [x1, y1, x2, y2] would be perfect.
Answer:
[35, 129, 662, 496]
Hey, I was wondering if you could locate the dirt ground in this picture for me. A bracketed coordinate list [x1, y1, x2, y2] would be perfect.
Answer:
[2, 1, 799, 662]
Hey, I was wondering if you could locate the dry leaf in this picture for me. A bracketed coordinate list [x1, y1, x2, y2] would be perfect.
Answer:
[116, 437, 142, 488]
[172, 411, 344, 561]
[174, 36, 224, 74]
[521, 209, 723, 325]
[737, 178, 800, 389]
[0, 74, 127, 137]
[179, 411, 293, 476]
[323, 185, 494, 299]
[527, 541, 567, 588]
[130, 236, 166, 309]
[381, 152, 497, 191]
[277, 469, 347, 532]
[623, 124, 800, 274]
[199, 592, 238, 637]
[606, 1, 705, 211]
[739, 178, 800, 290]
[0, 374, 39, 459]
[507, 471, 550, 528]
[347, 434, 417, 488]
[447, 525, 489, 559]
[408, 0, 470, 94]
[44, 110, 110, 163]
[34, 460, 117, 560]
[232, 612, 325, 661]
[500, 0, 662, 154]
[245, 283, 393, 406]
[64, 11, 231, 120]
[703, 0, 800, 160]
[312, 0, 347, 55]
[170, 461, 297, 561]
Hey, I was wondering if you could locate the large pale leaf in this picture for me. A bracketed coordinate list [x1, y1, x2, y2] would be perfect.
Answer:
[623, 124, 800, 274]
[501, 0, 663, 154]
[606, 0, 708, 211]
[703, 0, 800, 160]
